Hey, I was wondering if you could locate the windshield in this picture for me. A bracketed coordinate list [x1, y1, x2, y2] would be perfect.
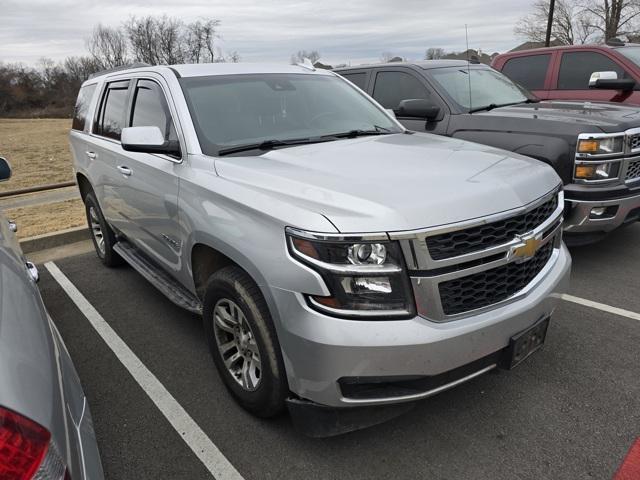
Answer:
[429, 67, 529, 112]
[179, 73, 402, 155]
[616, 46, 640, 66]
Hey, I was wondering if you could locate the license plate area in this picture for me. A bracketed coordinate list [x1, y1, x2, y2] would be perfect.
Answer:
[503, 316, 550, 369]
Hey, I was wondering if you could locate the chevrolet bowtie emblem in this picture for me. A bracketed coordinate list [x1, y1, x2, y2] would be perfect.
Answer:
[511, 234, 542, 261]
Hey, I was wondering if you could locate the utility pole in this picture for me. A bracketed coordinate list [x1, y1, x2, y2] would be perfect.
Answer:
[545, 0, 556, 47]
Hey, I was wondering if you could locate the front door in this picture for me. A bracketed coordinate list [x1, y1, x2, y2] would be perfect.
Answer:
[110, 77, 183, 272]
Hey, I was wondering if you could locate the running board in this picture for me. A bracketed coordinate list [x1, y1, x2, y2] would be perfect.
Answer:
[114, 241, 203, 315]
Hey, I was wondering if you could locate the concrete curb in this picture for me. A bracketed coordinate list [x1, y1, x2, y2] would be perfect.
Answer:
[20, 226, 90, 254]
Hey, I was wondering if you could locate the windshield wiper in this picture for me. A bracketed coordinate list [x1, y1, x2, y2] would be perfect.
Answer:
[217, 137, 332, 156]
[321, 125, 393, 139]
[468, 101, 527, 113]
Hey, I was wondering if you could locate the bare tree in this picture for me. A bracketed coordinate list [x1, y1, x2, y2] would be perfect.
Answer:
[86, 24, 129, 69]
[186, 19, 221, 63]
[380, 51, 395, 62]
[425, 48, 445, 60]
[291, 50, 321, 64]
[582, 0, 640, 40]
[516, 0, 640, 44]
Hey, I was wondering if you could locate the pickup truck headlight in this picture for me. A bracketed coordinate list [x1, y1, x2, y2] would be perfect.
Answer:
[286, 229, 415, 319]
[577, 137, 624, 155]
[574, 161, 620, 180]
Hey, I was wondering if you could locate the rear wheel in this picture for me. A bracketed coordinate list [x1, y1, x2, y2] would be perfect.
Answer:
[203, 266, 287, 417]
[84, 192, 123, 267]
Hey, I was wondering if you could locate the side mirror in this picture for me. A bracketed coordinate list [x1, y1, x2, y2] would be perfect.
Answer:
[397, 99, 441, 120]
[0, 157, 11, 181]
[589, 71, 636, 91]
[121, 126, 180, 156]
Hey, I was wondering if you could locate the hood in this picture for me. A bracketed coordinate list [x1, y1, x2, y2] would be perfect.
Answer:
[214, 133, 560, 233]
[477, 100, 640, 133]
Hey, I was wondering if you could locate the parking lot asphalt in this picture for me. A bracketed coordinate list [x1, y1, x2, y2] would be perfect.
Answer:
[36, 223, 640, 480]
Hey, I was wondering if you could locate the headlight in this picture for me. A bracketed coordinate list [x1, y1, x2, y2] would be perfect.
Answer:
[287, 229, 415, 319]
[574, 161, 620, 180]
[577, 136, 624, 155]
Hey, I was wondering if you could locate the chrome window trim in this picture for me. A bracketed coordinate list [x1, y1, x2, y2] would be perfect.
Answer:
[285, 226, 390, 242]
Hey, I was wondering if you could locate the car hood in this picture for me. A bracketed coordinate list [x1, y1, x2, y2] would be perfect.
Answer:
[214, 133, 560, 233]
[477, 101, 640, 133]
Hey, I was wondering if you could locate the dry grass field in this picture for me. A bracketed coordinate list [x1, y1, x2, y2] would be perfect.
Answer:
[0, 118, 86, 238]
[0, 118, 74, 191]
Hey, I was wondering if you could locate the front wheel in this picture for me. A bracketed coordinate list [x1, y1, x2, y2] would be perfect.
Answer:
[203, 266, 287, 417]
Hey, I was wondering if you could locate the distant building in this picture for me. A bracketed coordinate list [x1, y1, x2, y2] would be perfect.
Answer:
[442, 49, 499, 65]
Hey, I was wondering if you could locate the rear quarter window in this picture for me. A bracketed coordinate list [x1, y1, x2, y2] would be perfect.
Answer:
[501, 54, 551, 91]
[71, 84, 97, 131]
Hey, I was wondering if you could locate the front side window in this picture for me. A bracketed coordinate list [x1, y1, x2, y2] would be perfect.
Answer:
[130, 79, 178, 144]
[179, 73, 402, 156]
[72, 84, 97, 131]
[558, 52, 629, 89]
[502, 54, 551, 90]
[429, 67, 529, 111]
[372, 71, 430, 110]
[96, 80, 130, 141]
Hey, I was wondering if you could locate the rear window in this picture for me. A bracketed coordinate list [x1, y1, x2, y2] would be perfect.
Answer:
[71, 84, 97, 131]
[95, 80, 130, 141]
[340, 72, 367, 90]
[501, 54, 550, 91]
[558, 51, 628, 89]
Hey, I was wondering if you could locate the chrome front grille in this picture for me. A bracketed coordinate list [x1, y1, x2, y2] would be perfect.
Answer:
[626, 160, 640, 181]
[630, 134, 640, 151]
[391, 188, 564, 322]
[426, 195, 558, 260]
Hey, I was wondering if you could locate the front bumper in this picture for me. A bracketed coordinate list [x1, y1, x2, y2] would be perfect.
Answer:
[564, 190, 640, 235]
[272, 243, 571, 408]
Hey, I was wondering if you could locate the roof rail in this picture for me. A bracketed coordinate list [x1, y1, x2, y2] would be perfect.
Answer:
[88, 62, 152, 79]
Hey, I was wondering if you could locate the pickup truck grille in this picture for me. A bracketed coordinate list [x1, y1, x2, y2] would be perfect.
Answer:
[426, 195, 558, 260]
[438, 240, 554, 315]
[626, 160, 640, 181]
[630, 134, 640, 151]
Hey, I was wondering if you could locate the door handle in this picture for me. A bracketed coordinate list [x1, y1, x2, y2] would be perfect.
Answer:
[117, 165, 132, 176]
[86, 151, 97, 160]
[8, 220, 17, 233]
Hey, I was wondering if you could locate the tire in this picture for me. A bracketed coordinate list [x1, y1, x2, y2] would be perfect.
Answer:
[84, 192, 123, 267]
[203, 266, 287, 417]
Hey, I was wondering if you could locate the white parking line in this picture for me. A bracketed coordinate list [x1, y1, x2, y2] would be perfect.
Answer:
[44, 262, 244, 480]
[560, 294, 640, 322]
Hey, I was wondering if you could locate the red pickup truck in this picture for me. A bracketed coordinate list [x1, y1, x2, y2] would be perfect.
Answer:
[492, 42, 640, 105]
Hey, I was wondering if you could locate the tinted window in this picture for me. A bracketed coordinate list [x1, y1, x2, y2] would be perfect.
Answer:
[96, 81, 129, 140]
[558, 52, 628, 89]
[179, 74, 401, 156]
[341, 73, 367, 90]
[130, 79, 178, 143]
[373, 71, 429, 110]
[72, 84, 97, 131]
[502, 54, 550, 90]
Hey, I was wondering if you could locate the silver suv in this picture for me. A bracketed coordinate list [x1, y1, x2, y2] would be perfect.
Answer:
[70, 63, 571, 434]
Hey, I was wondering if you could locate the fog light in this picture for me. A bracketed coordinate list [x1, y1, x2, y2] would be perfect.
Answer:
[591, 207, 606, 216]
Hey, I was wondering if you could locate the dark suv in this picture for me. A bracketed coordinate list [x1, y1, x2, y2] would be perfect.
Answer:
[335, 60, 640, 245]
[492, 43, 640, 105]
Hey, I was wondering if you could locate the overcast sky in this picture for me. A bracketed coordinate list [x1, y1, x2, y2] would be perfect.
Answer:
[1, 0, 534, 66]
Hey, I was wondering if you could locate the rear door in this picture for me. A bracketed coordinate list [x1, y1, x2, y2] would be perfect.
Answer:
[88, 79, 132, 232]
[369, 67, 450, 134]
[499, 53, 553, 99]
[551, 50, 638, 102]
[108, 76, 183, 270]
